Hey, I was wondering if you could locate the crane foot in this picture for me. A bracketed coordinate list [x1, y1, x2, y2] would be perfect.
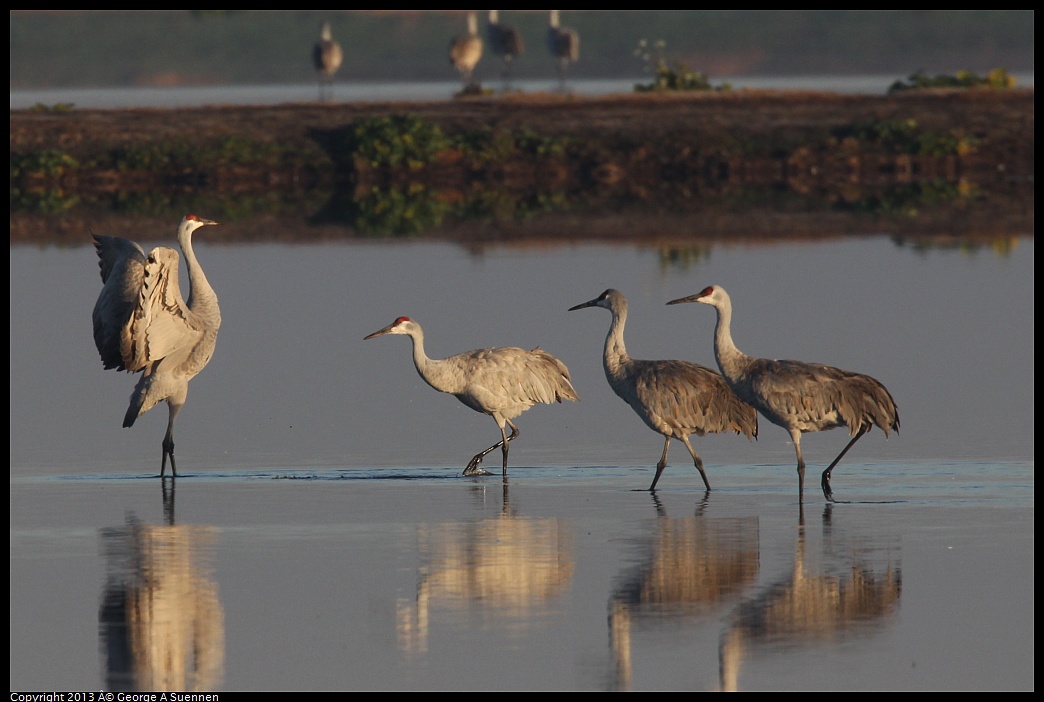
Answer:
[463, 459, 493, 477]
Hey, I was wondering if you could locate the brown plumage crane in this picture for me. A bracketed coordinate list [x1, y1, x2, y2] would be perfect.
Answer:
[92, 215, 222, 478]
[364, 316, 578, 477]
[570, 289, 757, 491]
[547, 10, 579, 91]
[313, 21, 343, 101]
[486, 10, 524, 91]
[667, 285, 899, 501]
[449, 11, 483, 92]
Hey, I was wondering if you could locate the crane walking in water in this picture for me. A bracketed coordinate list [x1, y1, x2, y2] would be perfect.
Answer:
[449, 11, 483, 92]
[92, 215, 222, 478]
[667, 285, 899, 501]
[570, 289, 757, 491]
[364, 316, 578, 477]
[313, 21, 344, 101]
[547, 10, 579, 91]
[486, 10, 524, 91]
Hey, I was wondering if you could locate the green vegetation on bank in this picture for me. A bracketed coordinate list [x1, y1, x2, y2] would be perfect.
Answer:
[887, 68, 1018, 93]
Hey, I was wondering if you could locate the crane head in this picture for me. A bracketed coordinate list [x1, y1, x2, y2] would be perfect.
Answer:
[364, 316, 415, 340]
[569, 289, 621, 312]
[667, 285, 721, 307]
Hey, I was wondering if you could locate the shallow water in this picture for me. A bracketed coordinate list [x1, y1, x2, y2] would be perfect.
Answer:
[9, 235, 1034, 690]
[4, 75, 960, 110]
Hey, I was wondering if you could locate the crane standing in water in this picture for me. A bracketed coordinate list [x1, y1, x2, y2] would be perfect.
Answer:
[486, 10, 524, 91]
[547, 10, 580, 91]
[364, 316, 578, 477]
[667, 285, 899, 500]
[313, 21, 344, 101]
[570, 289, 757, 491]
[92, 215, 222, 478]
[449, 11, 483, 92]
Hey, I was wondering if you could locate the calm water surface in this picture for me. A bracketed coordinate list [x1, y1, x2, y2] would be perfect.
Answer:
[9, 235, 1034, 690]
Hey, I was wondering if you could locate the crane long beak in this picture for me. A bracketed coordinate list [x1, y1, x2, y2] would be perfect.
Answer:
[363, 324, 394, 340]
[568, 298, 599, 311]
[666, 294, 701, 305]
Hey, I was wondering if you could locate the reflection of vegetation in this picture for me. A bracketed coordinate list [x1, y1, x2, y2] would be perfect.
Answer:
[888, 68, 1017, 94]
[891, 234, 1020, 257]
[10, 188, 80, 215]
[633, 40, 732, 93]
[348, 184, 453, 236]
[658, 245, 712, 271]
[313, 183, 573, 237]
[28, 102, 75, 112]
[837, 119, 977, 156]
[838, 181, 979, 217]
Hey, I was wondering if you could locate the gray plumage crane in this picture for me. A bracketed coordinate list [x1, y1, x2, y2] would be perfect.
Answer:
[486, 10, 524, 91]
[313, 21, 344, 102]
[449, 11, 483, 92]
[667, 285, 899, 501]
[569, 289, 757, 491]
[364, 316, 578, 477]
[92, 215, 222, 478]
[547, 10, 579, 91]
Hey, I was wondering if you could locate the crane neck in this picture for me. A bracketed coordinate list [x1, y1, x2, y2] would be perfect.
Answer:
[178, 226, 218, 316]
[405, 326, 456, 395]
[602, 303, 631, 381]
[710, 299, 747, 381]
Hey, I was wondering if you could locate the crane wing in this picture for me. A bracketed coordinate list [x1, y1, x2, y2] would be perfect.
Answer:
[457, 347, 578, 413]
[123, 247, 201, 372]
[750, 358, 892, 434]
[92, 235, 146, 370]
[631, 360, 757, 437]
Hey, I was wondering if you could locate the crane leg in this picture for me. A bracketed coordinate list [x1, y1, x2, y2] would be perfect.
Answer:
[648, 437, 672, 490]
[463, 423, 519, 477]
[820, 426, 869, 500]
[680, 436, 712, 491]
[792, 430, 806, 501]
[161, 435, 177, 479]
[159, 404, 179, 478]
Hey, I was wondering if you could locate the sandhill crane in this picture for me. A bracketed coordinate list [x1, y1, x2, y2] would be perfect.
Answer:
[449, 11, 483, 92]
[486, 10, 524, 91]
[570, 289, 757, 491]
[547, 10, 579, 91]
[364, 316, 578, 477]
[92, 215, 222, 478]
[313, 21, 343, 101]
[667, 285, 899, 501]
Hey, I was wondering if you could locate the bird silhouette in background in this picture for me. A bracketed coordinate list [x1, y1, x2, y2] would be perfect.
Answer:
[313, 20, 343, 101]
[486, 10, 524, 91]
[364, 316, 578, 477]
[547, 10, 579, 91]
[668, 285, 899, 501]
[449, 11, 483, 94]
[570, 289, 757, 491]
[92, 215, 222, 478]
